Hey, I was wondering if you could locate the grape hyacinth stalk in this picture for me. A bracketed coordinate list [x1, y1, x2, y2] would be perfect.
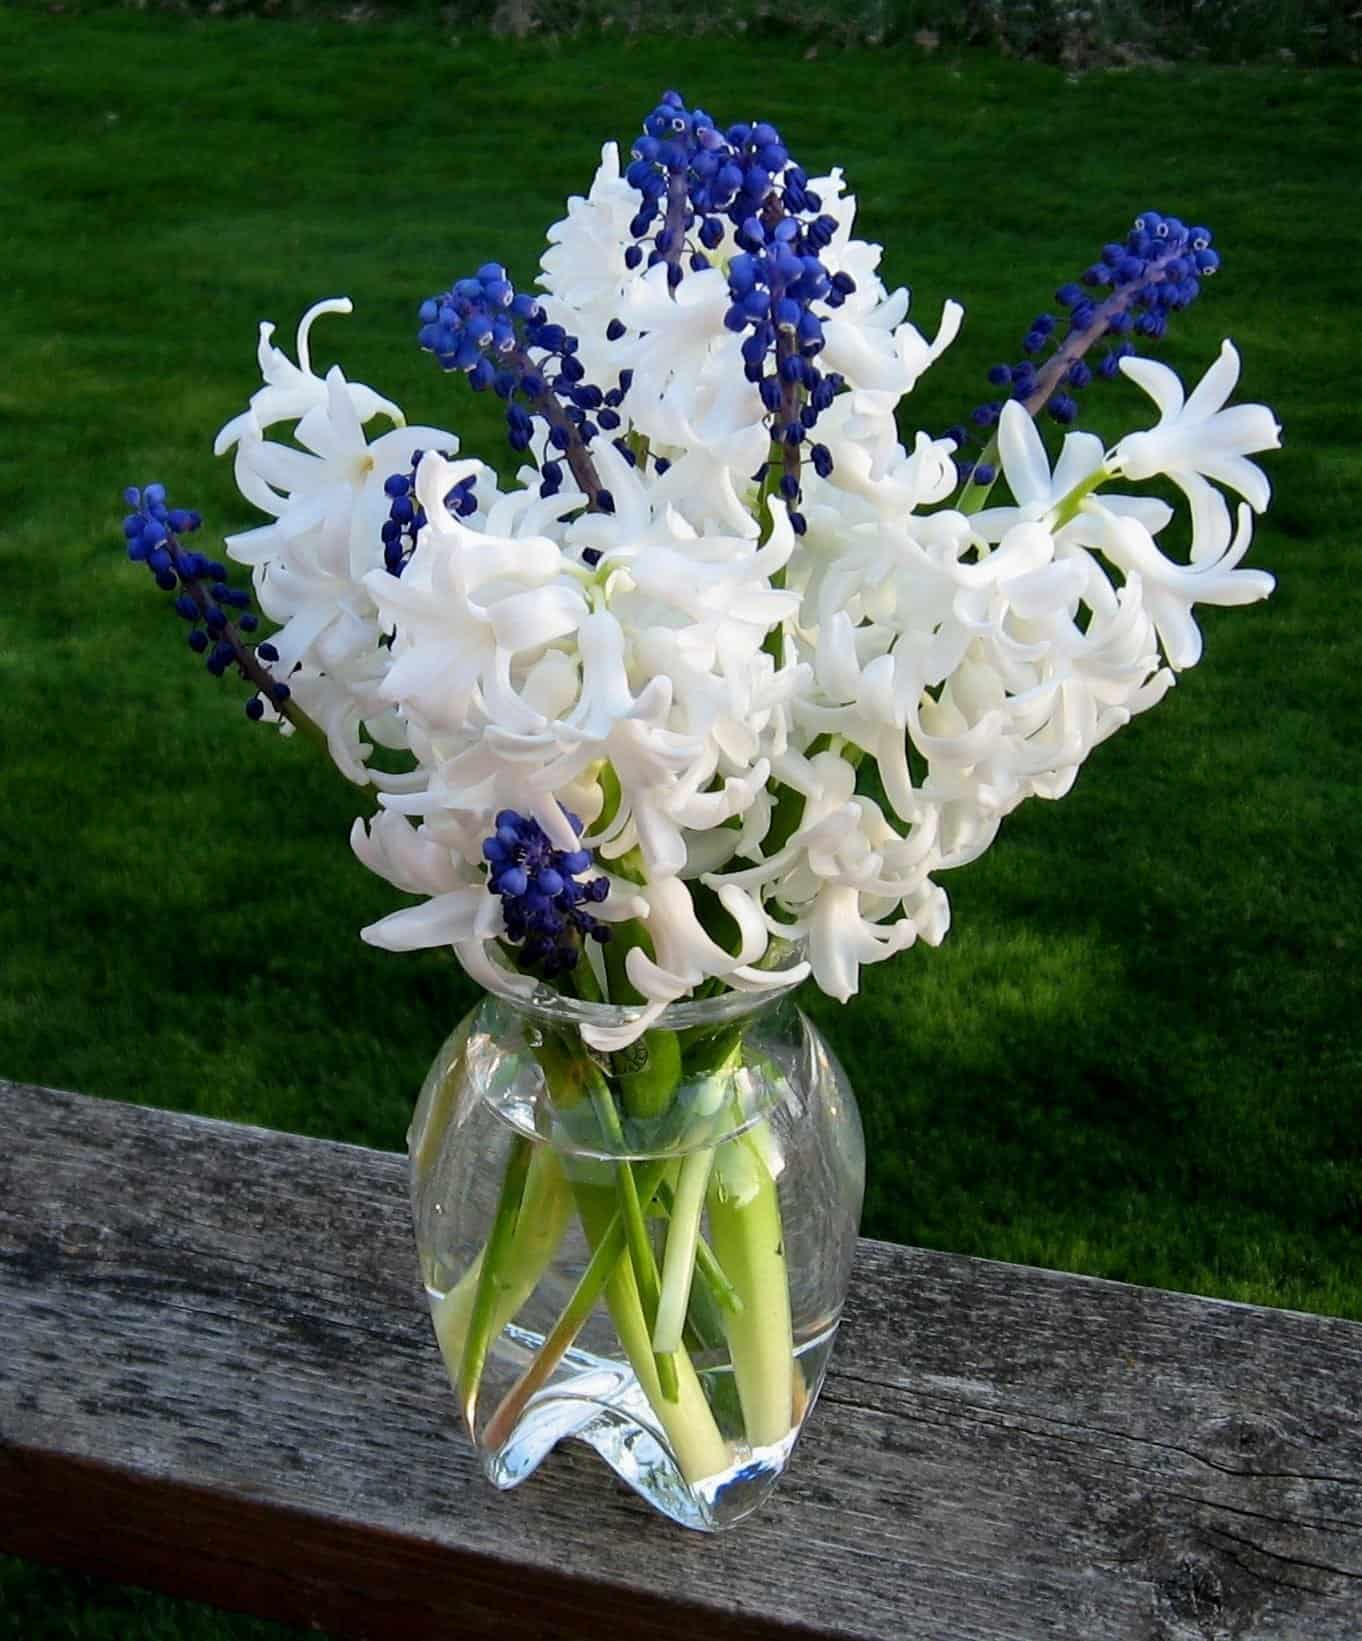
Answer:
[117, 90, 1280, 1518]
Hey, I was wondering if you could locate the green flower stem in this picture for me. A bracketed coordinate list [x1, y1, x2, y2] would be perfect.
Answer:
[586, 1080, 680, 1402]
[956, 431, 1004, 515]
[652, 1145, 717, 1354]
[594, 907, 687, 1122]
[707, 1116, 795, 1449]
[531, 1029, 729, 1463]
[656, 1176, 744, 1321]
[469, 941, 743, 1479]
[569, 903, 686, 1394]
[434, 1141, 572, 1386]
[480, 1158, 670, 1454]
[651, 1041, 746, 1354]
[962, 453, 1110, 524]
[456, 1132, 534, 1432]
[1048, 464, 1112, 530]
[573, 1181, 732, 1483]
[617, 1027, 682, 1119]
[482, 1157, 734, 1484]
[573, 874, 686, 1121]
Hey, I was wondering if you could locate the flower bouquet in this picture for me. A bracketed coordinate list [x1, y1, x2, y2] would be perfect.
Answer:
[120, 91, 1280, 1530]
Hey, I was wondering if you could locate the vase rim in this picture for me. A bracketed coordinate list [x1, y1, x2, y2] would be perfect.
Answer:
[471, 941, 809, 1033]
[464, 952, 814, 1161]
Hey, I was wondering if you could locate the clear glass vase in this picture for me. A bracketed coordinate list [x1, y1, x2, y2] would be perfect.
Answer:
[408, 975, 864, 1531]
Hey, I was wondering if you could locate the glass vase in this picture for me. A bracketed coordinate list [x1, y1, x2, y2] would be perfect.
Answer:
[408, 975, 864, 1531]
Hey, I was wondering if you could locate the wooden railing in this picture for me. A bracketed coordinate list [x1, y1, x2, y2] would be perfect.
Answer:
[2, 1078, 1360, 1638]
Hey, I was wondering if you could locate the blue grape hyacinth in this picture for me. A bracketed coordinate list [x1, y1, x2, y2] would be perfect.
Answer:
[483, 811, 611, 977]
[954, 211, 1219, 482]
[121, 483, 289, 720]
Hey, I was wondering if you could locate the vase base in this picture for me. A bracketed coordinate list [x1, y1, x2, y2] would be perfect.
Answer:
[479, 1324, 838, 1531]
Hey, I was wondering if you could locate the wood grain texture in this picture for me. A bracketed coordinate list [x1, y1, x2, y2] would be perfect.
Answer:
[2, 1078, 1360, 1640]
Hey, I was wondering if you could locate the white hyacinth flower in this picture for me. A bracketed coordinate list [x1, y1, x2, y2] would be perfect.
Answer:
[217, 302, 461, 786]
[214, 298, 405, 457]
[193, 111, 1279, 1028]
[1113, 341, 1282, 559]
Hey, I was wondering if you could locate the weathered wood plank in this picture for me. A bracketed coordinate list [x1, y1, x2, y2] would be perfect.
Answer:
[2, 1077, 1360, 1640]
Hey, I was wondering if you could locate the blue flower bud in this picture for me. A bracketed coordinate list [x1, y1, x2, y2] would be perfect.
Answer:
[796, 310, 824, 353]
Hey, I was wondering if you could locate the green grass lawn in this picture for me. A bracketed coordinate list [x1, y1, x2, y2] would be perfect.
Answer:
[2, 10, 1360, 1635]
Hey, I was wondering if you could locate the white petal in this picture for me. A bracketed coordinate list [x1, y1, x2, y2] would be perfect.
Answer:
[1182, 339, 1240, 422]
[578, 998, 668, 1053]
[1194, 449, 1273, 513]
[295, 297, 354, 376]
[1171, 470, 1232, 563]
[1119, 353, 1185, 422]
[360, 888, 490, 952]
[487, 586, 583, 655]
[1050, 430, 1106, 498]
[997, 401, 1051, 508]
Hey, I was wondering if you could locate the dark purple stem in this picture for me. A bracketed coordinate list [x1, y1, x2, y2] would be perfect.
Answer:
[661, 167, 690, 269]
[1022, 261, 1174, 418]
[506, 344, 608, 507]
[169, 541, 328, 753]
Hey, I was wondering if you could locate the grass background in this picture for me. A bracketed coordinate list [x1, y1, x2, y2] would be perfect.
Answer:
[2, 8, 1360, 1635]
